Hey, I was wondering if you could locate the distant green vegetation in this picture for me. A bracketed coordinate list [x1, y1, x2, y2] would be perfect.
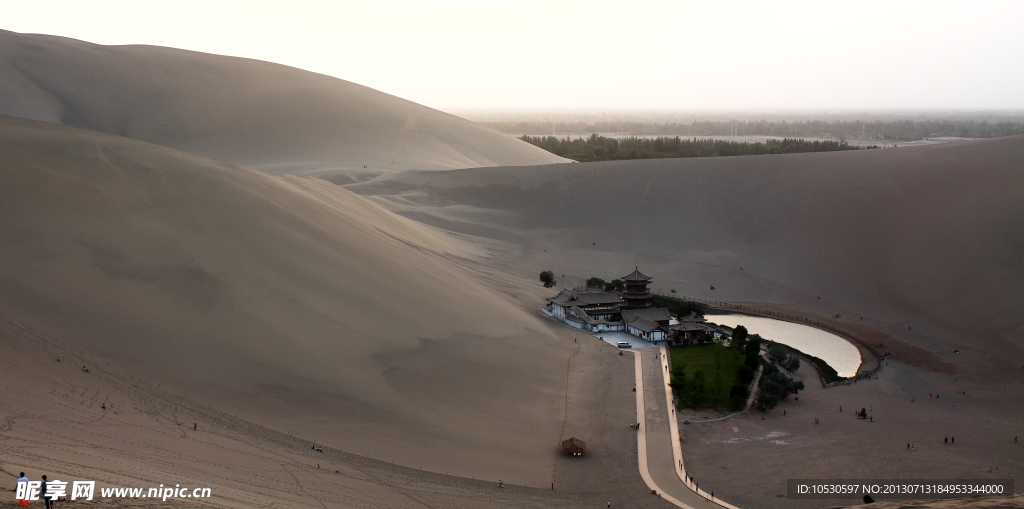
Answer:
[670, 344, 747, 411]
[519, 134, 874, 162]
[585, 276, 624, 292]
[651, 295, 707, 317]
[489, 119, 1024, 141]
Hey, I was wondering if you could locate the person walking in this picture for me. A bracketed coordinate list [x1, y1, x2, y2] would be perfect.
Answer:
[41, 475, 52, 509]
[16, 472, 29, 507]
[951, 437, 955, 444]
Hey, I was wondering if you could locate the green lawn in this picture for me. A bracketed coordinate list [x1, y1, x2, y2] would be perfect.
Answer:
[669, 344, 746, 410]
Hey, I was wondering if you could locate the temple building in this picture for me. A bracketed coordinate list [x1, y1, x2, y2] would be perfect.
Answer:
[669, 312, 719, 345]
[545, 286, 624, 332]
[543, 267, 723, 344]
[621, 268, 653, 309]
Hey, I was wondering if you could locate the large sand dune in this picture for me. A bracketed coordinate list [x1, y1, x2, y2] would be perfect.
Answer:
[353, 138, 1024, 361]
[0, 115, 583, 485]
[0, 29, 567, 178]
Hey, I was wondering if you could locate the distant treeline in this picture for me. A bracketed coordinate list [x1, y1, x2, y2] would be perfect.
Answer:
[494, 119, 1024, 141]
[520, 134, 872, 162]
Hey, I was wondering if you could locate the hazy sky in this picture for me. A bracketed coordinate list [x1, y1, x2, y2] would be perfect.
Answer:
[5, 1, 1023, 110]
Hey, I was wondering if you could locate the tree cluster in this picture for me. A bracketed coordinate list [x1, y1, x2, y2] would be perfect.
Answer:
[767, 343, 801, 372]
[756, 363, 805, 411]
[490, 119, 1024, 141]
[650, 295, 706, 318]
[585, 276, 624, 292]
[539, 270, 556, 288]
[519, 134, 871, 162]
[728, 328, 763, 408]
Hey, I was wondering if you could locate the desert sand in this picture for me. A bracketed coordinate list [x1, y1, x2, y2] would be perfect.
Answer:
[0, 308, 677, 508]
[3, 114, 1022, 507]
[351, 137, 1024, 357]
[2, 30, 1023, 507]
[0, 115, 588, 488]
[0, 29, 567, 179]
[349, 137, 1024, 507]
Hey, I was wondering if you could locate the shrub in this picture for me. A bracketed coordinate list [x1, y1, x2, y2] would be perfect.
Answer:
[540, 270, 556, 288]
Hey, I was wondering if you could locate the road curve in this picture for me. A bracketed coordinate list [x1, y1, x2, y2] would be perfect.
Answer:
[630, 347, 740, 509]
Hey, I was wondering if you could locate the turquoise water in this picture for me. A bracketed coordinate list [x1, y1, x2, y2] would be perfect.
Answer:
[710, 313, 862, 377]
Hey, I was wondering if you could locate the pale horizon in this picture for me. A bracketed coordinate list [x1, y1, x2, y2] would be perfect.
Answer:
[4, 0, 1023, 111]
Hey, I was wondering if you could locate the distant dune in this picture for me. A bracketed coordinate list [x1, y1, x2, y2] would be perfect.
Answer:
[0, 29, 567, 178]
[353, 138, 1024, 365]
[0, 115, 578, 484]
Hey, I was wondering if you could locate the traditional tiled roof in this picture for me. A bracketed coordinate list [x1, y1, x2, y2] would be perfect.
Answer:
[547, 287, 622, 307]
[627, 316, 661, 333]
[621, 267, 652, 282]
[670, 322, 717, 332]
[568, 306, 622, 326]
[670, 322, 704, 332]
[622, 308, 673, 324]
[677, 311, 706, 323]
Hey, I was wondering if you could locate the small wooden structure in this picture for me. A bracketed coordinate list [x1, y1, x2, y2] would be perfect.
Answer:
[560, 437, 586, 456]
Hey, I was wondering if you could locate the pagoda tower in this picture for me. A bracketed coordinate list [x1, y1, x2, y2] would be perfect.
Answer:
[621, 267, 653, 309]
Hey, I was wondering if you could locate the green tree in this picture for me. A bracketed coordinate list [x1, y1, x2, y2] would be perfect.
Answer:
[670, 365, 688, 407]
[745, 353, 760, 370]
[732, 325, 748, 351]
[756, 363, 805, 410]
[539, 270, 556, 288]
[690, 370, 706, 407]
[606, 279, 625, 292]
[586, 277, 607, 289]
[736, 364, 755, 385]
[744, 336, 761, 356]
[730, 383, 748, 409]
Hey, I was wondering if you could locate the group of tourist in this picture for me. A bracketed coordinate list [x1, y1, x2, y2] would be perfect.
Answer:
[14, 472, 62, 508]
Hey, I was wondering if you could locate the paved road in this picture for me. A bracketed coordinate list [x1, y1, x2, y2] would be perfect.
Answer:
[631, 347, 741, 509]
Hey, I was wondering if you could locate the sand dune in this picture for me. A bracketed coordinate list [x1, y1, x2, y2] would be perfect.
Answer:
[0, 29, 567, 178]
[350, 139, 1024, 508]
[0, 308, 669, 509]
[0, 115, 581, 485]
[352, 138, 1024, 361]
[3, 31, 1022, 505]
